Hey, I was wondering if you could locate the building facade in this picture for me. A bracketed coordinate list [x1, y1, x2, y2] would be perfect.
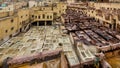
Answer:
[0, 2, 67, 44]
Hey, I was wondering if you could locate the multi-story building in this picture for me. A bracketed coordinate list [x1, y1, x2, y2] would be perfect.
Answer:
[84, 2, 120, 31]
[1, 1, 120, 68]
[69, 2, 120, 32]
[80, 0, 120, 2]
[0, 1, 67, 45]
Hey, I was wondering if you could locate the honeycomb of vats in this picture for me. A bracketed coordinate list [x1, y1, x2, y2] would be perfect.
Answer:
[0, 26, 80, 68]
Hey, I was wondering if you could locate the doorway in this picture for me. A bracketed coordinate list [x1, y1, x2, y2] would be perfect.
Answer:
[20, 28, 22, 32]
[32, 21, 37, 26]
[112, 19, 116, 30]
[39, 21, 45, 26]
[46, 21, 52, 26]
[109, 24, 112, 29]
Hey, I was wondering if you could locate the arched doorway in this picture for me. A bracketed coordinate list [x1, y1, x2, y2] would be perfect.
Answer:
[32, 21, 37, 26]
[46, 21, 52, 26]
[32, 21, 52, 26]
[39, 21, 45, 26]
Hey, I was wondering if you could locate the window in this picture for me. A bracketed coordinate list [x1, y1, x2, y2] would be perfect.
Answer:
[11, 27, 14, 31]
[114, 8, 116, 10]
[35, 16, 37, 18]
[21, 16, 23, 18]
[54, 13, 57, 16]
[50, 16, 52, 19]
[32, 15, 34, 18]
[26, 14, 28, 16]
[9, 34, 12, 38]
[5, 30, 8, 33]
[92, 11, 93, 13]
[43, 14, 45, 19]
[38, 16, 40, 19]
[47, 16, 49, 19]
[11, 19, 14, 23]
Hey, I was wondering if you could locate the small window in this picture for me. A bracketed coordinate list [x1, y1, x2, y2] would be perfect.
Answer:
[21, 16, 23, 18]
[35, 16, 37, 18]
[50, 16, 52, 19]
[92, 11, 93, 13]
[26, 14, 27, 16]
[11, 27, 14, 31]
[9, 34, 12, 38]
[43, 14, 45, 19]
[5, 30, 8, 33]
[11, 19, 14, 22]
[32, 15, 34, 18]
[47, 16, 49, 19]
[38, 16, 40, 19]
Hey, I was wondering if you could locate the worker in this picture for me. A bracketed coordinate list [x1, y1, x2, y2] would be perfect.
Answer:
[94, 55, 100, 68]
[2, 57, 12, 68]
